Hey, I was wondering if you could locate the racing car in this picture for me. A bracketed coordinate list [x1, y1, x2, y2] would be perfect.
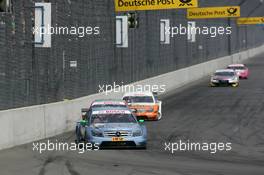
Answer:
[75, 107, 147, 149]
[210, 69, 239, 87]
[227, 64, 249, 79]
[122, 92, 162, 121]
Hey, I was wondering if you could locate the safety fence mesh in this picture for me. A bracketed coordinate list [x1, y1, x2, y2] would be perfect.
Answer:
[0, 0, 264, 110]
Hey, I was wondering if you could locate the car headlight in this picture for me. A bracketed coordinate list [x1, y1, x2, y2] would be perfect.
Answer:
[133, 130, 143, 137]
[91, 129, 103, 137]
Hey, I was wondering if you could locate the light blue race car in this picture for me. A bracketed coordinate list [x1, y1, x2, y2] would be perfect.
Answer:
[75, 106, 147, 149]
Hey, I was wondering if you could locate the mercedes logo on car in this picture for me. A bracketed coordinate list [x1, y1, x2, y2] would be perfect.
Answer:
[115, 131, 121, 137]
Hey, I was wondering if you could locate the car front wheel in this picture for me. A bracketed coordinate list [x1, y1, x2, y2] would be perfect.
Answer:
[157, 112, 162, 120]
[231, 83, 239, 87]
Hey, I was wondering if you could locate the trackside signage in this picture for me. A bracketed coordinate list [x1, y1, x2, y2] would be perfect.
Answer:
[187, 6, 240, 19]
[237, 17, 264, 25]
[115, 0, 198, 12]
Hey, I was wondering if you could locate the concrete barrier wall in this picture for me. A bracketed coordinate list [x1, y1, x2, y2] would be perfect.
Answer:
[0, 45, 264, 150]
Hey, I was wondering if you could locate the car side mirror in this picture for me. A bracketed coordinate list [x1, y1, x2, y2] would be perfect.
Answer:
[80, 120, 88, 126]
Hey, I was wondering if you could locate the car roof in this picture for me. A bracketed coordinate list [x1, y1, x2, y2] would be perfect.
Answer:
[92, 99, 125, 103]
[123, 91, 153, 97]
[215, 69, 235, 73]
[228, 64, 245, 67]
[91, 106, 129, 112]
[91, 99, 126, 106]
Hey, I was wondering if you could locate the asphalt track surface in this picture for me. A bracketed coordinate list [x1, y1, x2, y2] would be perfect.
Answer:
[0, 54, 264, 175]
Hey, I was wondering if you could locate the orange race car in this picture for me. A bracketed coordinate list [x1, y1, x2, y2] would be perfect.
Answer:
[122, 92, 162, 121]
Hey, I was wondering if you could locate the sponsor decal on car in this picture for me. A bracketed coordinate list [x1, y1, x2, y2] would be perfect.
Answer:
[92, 101, 126, 106]
[92, 110, 131, 115]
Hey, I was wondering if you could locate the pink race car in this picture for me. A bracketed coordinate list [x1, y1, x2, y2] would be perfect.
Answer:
[227, 64, 249, 79]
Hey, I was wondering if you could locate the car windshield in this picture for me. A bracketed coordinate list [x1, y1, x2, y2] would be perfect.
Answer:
[215, 72, 235, 76]
[91, 114, 137, 124]
[124, 96, 154, 103]
[228, 66, 245, 70]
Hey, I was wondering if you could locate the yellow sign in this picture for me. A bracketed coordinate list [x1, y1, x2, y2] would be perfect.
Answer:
[237, 17, 264, 25]
[115, 0, 198, 12]
[187, 6, 240, 19]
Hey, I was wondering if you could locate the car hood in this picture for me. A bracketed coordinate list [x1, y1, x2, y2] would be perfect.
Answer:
[213, 76, 233, 80]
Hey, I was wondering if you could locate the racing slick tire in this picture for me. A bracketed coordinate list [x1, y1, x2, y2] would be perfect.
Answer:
[75, 126, 87, 149]
[137, 144, 147, 150]
[231, 83, 239, 87]
[140, 146, 147, 150]
[209, 83, 216, 87]
[157, 112, 162, 120]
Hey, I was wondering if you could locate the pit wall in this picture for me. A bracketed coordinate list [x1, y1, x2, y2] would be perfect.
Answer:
[0, 45, 263, 150]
